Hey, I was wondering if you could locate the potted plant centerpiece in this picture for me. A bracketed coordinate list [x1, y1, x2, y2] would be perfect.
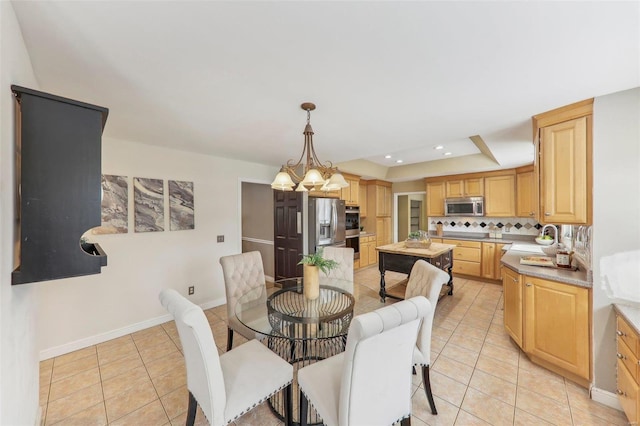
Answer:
[298, 248, 339, 300]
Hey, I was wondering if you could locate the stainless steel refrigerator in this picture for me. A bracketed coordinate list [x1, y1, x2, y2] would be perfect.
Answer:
[308, 197, 346, 253]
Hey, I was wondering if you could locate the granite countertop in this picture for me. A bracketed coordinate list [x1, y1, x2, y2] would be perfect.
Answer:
[614, 304, 640, 336]
[501, 250, 592, 288]
[428, 231, 536, 245]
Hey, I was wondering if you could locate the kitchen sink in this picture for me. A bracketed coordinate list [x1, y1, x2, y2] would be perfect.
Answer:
[508, 244, 546, 254]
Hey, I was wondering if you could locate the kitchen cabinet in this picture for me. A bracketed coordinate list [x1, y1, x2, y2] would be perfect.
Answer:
[367, 180, 392, 217]
[443, 239, 481, 276]
[493, 243, 507, 280]
[359, 181, 368, 217]
[516, 166, 537, 218]
[502, 267, 523, 348]
[375, 217, 392, 247]
[503, 269, 591, 384]
[533, 99, 592, 225]
[484, 175, 515, 217]
[481, 243, 496, 279]
[340, 173, 360, 206]
[426, 182, 445, 216]
[616, 314, 640, 424]
[358, 235, 377, 268]
[446, 178, 484, 198]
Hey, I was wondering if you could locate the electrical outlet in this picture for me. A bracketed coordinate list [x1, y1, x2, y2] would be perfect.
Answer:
[188, 286, 194, 295]
[217, 235, 224, 243]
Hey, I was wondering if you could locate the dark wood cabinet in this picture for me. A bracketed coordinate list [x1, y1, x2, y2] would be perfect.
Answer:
[11, 86, 108, 285]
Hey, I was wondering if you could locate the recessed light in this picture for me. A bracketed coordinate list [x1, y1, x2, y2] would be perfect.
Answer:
[434, 145, 444, 150]
[396, 160, 403, 163]
[384, 155, 392, 159]
[443, 152, 452, 156]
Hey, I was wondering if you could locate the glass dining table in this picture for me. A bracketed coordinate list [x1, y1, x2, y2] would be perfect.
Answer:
[235, 277, 355, 425]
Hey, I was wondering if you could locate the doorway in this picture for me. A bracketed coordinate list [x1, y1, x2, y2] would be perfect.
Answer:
[394, 192, 426, 242]
[240, 181, 276, 281]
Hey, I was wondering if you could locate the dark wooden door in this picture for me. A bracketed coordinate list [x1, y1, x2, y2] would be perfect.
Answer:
[274, 190, 303, 279]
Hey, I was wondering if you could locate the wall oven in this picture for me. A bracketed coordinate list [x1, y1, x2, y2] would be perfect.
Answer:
[444, 197, 484, 217]
[345, 206, 360, 236]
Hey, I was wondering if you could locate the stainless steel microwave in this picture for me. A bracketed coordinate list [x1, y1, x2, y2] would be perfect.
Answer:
[444, 197, 484, 217]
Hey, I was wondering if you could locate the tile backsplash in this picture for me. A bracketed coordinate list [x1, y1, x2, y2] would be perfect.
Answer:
[428, 216, 543, 236]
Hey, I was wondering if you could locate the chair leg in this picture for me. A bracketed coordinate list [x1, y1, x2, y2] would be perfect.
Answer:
[186, 391, 197, 426]
[299, 390, 308, 426]
[283, 384, 292, 426]
[422, 365, 437, 415]
[226, 327, 234, 352]
[401, 416, 411, 426]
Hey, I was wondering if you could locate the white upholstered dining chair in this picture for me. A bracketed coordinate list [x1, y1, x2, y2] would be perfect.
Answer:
[159, 289, 293, 426]
[297, 296, 431, 426]
[405, 259, 451, 415]
[219, 251, 269, 351]
[319, 246, 354, 294]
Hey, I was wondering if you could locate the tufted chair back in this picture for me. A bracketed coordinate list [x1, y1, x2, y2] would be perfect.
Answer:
[220, 252, 268, 345]
[319, 247, 354, 294]
[338, 296, 431, 425]
[405, 259, 450, 366]
[159, 289, 226, 426]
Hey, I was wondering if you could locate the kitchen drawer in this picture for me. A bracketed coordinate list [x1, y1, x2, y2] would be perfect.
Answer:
[618, 358, 640, 425]
[431, 238, 443, 243]
[618, 337, 639, 383]
[618, 316, 639, 358]
[443, 239, 482, 249]
[452, 260, 481, 276]
[453, 247, 481, 262]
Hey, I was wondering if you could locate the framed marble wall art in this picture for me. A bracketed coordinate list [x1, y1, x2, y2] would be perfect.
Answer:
[134, 177, 164, 232]
[169, 180, 194, 231]
[94, 174, 128, 234]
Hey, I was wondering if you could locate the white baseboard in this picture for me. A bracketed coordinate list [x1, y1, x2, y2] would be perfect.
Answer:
[39, 296, 227, 361]
[591, 386, 623, 411]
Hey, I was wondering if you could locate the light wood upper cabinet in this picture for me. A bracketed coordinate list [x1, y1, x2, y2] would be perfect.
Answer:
[516, 168, 537, 218]
[367, 180, 392, 217]
[539, 116, 589, 224]
[426, 182, 445, 216]
[359, 181, 368, 217]
[446, 178, 484, 198]
[503, 267, 523, 348]
[484, 175, 515, 217]
[533, 98, 592, 225]
[524, 276, 590, 381]
[340, 173, 360, 206]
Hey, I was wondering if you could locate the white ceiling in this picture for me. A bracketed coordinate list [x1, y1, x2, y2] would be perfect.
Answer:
[11, 1, 640, 181]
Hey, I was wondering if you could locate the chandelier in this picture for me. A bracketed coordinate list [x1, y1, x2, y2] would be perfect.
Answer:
[271, 102, 349, 192]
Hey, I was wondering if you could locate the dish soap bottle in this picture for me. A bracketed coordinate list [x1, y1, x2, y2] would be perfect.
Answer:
[556, 244, 572, 269]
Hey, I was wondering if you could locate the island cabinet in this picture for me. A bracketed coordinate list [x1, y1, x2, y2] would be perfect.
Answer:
[484, 174, 515, 217]
[446, 178, 483, 198]
[340, 173, 360, 206]
[615, 314, 640, 424]
[443, 239, 481, 276]
[426, 181, 445, 217]
[533, 98, 593, 225]
[516, 165, 537, 218]
[503, 269, 591, 384]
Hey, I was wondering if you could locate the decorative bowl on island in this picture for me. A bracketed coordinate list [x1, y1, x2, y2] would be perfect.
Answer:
[535, 237, 555, 246]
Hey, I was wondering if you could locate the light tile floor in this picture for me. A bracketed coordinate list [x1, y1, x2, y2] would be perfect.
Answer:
[39, 266, 628, 425]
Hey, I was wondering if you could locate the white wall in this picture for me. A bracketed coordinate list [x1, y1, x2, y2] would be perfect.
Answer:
[37, 137, 278, 357]
[0, 2, 41, 424]
[592, 87, 640, 392]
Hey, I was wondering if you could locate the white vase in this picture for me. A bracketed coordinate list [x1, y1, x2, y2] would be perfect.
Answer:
[303, 264, 320, 300]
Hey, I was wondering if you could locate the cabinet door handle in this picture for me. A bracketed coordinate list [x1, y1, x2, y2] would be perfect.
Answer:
[617, 389, 626, 396]
[529, 212, 534, 216]
[617, 353, 625, 359]
[525, 283, 532, 287]
[511, 278, 518, 283]
[617, 330, 625, 337]
[545, 212, 551, 216]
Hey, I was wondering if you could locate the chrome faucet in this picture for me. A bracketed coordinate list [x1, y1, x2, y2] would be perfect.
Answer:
[541, 224, 558, 244]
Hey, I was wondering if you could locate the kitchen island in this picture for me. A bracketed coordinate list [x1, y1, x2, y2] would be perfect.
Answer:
[376, 242, 456, 302]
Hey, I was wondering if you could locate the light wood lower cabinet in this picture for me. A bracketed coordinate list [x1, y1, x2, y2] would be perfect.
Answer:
[444, 239, 481, 277]
[616, 315, 640, 424]
[503, 269, 591, 383]
[358, 235, 377, 268]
